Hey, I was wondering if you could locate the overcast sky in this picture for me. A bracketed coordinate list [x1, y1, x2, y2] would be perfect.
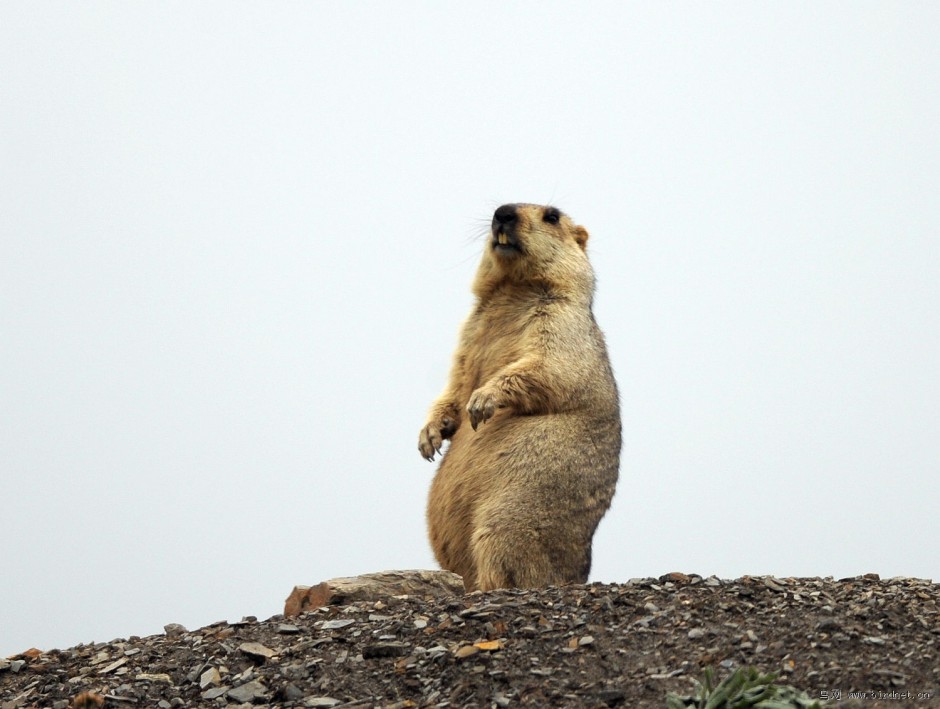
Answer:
[2, 2, 938, 658]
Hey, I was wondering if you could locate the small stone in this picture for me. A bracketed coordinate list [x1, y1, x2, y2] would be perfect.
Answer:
[321, 619, 356, 630]
[163, 623, 189, 638]
[98, 657, 128, 674]
[199, 667, 221, 688]
[454, 645, 480, 659]
[10, 660, 26, 673]
[304, 698, 342, 708]
[163, 623, 187, 637]
[135, 673, 172, 683]
[816, 617, 841, 632]
[238, 641, 277, 661]
[227, 679, 268, 703]
[763, 578, 786, 592]
[362, 642, 410, 658]
[234, 666, 255, 683]
[277, 624, 301, 634]
[865, 636, 886, 645]
[688, 628, 706, 639]
[201, 686, 229, 700]
[413, 619, 428, 629]
[578, 635, 595, 646]
[282, 683, 305, 701]
[649, 668, 685, 679]
[597, 688, 626, 706]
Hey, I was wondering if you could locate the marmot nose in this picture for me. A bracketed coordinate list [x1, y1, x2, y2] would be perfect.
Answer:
[493, 204, 518, 227]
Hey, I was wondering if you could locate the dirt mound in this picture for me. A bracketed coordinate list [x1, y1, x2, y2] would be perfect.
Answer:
[2, 574, 937, 708]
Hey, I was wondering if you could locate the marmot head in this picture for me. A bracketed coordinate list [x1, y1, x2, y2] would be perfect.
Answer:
[473, 203, 594, 300]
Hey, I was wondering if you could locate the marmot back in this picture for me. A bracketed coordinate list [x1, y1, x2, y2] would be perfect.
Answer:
[418, 203, 621, 592]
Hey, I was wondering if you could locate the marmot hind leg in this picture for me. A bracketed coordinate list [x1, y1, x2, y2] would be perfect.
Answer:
[469, 517, 591, 592]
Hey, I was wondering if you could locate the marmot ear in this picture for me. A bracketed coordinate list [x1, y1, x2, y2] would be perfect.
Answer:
[573, 226, 589, 250]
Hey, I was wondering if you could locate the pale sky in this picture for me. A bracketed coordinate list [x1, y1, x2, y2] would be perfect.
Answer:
[2, 2, 938, 658]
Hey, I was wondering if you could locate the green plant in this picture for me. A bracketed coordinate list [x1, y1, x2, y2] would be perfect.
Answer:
[666, 667, 826, 708]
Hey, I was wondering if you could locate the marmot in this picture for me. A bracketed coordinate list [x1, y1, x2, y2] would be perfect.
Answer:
[418, 203, 621, 592]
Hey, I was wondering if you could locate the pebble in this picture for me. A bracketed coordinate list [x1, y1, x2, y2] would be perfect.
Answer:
[135, 673, 172, 683]
[201, 686, 229, 700]
[320, 619, 355, 630]
[98, 657, 128, 674]
[282, 683, 305, 700]
[199, 667, 221, 688]
[454, 645, 479, 659]
[238, 641, 277, 660]
[362, 642, 410, 658]
[226, 679, 268, 703]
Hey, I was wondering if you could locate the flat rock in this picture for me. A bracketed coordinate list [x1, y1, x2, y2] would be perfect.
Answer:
[238, 641, 277, 660]
[284, 569, 464, 616]
[226, 679, 268, 703]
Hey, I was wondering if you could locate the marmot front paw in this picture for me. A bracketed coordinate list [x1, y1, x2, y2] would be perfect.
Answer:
[467, 388, 499, 430]
[418, 416, 457, 461]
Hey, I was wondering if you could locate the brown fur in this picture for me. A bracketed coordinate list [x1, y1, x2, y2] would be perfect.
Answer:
[418, 203, 621, 592]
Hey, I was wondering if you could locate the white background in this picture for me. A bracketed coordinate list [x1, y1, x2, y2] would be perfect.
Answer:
[2, 2, 938, 657]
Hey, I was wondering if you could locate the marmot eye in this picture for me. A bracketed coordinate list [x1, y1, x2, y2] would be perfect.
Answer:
[543, 208, 561, 225]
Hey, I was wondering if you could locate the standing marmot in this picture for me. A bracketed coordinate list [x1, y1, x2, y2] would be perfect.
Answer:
[418, 203, 621, 592]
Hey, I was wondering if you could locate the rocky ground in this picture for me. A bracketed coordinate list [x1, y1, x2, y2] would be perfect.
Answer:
[2, 574, 938, 708]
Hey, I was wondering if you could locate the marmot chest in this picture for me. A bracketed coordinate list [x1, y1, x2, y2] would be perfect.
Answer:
[464, 300, 546, 390]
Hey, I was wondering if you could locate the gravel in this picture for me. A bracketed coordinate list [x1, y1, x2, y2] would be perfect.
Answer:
[2, 574, 938, 708]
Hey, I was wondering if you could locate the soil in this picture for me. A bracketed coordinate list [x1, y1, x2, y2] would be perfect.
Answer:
[2, 574, 938, 708]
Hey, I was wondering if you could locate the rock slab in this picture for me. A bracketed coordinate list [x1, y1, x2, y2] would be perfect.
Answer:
[283, 569, 464, 616]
